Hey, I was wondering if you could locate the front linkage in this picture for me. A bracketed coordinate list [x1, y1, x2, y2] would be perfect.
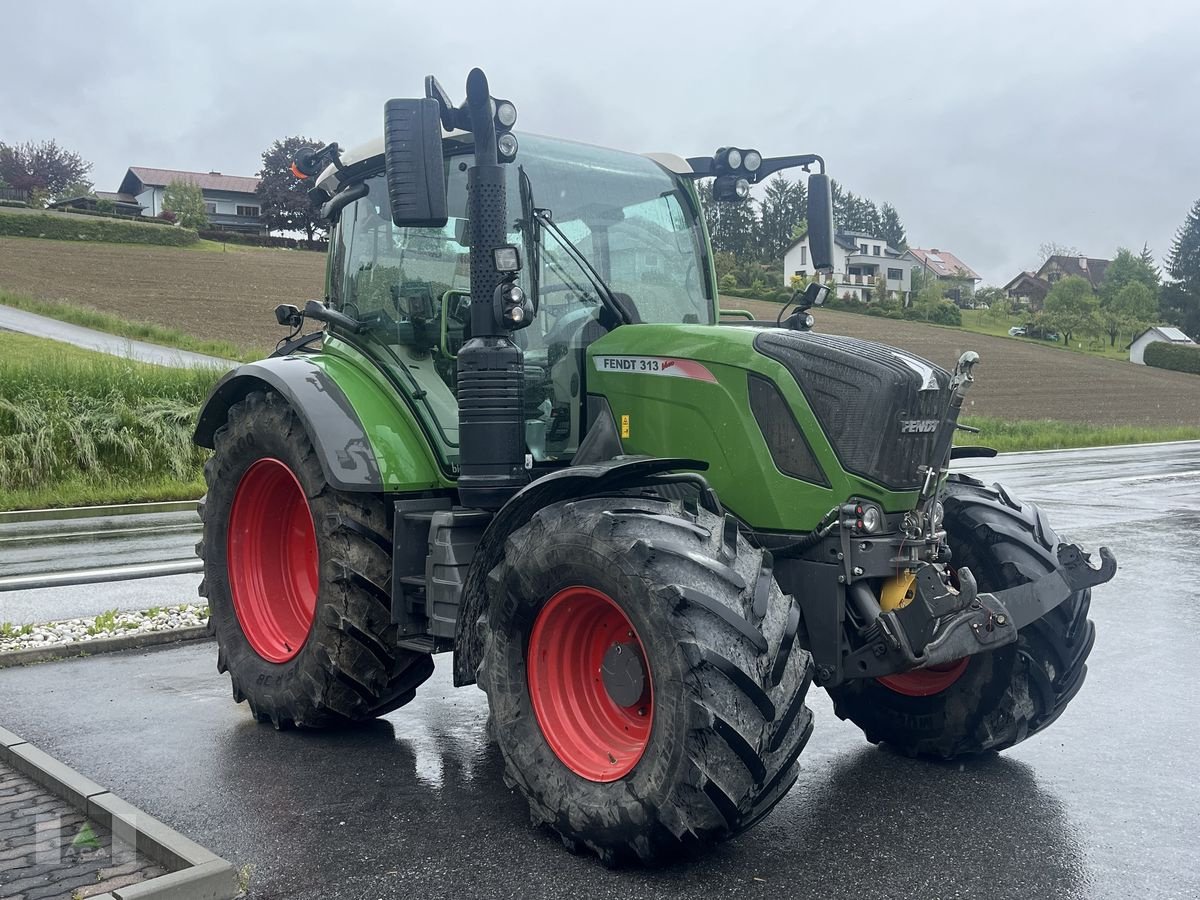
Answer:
[774, 351, 1117, 689]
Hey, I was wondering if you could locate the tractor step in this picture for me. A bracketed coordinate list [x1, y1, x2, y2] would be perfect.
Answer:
[391, 497, 491, 643]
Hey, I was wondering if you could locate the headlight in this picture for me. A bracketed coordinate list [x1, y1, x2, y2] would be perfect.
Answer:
[497, 132, 519, 160]
[861, 505, 882, 533]
[929, 500, 945, 531]
[495, 101, 518, 129]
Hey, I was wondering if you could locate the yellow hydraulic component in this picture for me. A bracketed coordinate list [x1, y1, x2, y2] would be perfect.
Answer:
[880, 570, 917, 611]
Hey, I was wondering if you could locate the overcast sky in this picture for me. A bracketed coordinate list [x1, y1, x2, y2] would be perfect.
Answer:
[5, 0, 1199, 284]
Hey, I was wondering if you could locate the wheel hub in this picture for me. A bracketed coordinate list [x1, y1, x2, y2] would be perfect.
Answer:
[526, 586, 653, 782]
[601, 642, 646, 708]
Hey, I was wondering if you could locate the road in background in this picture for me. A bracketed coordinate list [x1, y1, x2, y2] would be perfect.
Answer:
[0, 503, 201, 623]
[0, 441, 1196, 897]
[0, 304, 235, 367]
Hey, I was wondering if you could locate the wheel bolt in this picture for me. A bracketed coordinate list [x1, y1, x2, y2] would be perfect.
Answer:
[637, 708, 646, 716]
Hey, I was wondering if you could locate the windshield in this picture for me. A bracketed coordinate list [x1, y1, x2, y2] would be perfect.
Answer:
[327, 133, 714, 468]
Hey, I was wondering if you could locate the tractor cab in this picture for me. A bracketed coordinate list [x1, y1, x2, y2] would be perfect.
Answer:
[316, 133, 716, 469]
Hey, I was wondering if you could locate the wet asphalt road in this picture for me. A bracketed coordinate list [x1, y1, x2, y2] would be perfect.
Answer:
[0, 442, 1198, 899]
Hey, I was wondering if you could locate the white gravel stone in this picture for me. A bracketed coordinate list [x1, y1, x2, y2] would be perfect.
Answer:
[0, 604, 210, 654]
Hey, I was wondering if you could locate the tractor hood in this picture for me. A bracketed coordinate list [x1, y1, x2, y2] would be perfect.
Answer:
[753, 330, 954, 492]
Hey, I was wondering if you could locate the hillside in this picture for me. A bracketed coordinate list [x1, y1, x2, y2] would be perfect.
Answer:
[0, 236, 1196, 429]
[0, 236, 325, 356]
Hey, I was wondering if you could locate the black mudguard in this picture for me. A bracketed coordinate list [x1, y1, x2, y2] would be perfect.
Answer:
[193, 357, 383, 492]
[451, 456, 707, 686]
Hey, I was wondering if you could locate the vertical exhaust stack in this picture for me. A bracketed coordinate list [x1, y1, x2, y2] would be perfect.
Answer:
[454, 68, 529, 510]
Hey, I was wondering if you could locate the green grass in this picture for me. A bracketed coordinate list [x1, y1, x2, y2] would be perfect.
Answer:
[1, 290, 252, 362]
[961, 417, 1200, 452]
[0, 333, 219, 511]
[958, 309, 1129, 361]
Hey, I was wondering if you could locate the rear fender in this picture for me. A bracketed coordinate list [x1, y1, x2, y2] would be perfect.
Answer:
[194, 357, 440, 492]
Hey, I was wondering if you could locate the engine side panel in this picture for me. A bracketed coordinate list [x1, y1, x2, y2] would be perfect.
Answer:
[584, 324, 923, 532]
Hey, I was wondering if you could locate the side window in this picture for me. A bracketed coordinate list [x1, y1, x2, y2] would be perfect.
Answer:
[609, 192, 707, 323]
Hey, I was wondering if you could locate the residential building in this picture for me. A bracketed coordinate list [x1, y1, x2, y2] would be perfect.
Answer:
[116, 167, 265, 233]
[1037, 254, 1110, 291]
[1002, 271, 1051, 310]
[49, 191, 144, 217]
[1002, 255, 1113, 311]
[1128, 325, 1197, 365]
[783, 230, 919, 302]
[907, 248, 981, 305]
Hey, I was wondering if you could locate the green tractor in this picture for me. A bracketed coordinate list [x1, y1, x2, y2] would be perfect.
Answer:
[194, 69, 1116, 863]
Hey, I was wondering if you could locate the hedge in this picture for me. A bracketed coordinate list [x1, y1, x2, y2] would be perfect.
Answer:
[197, 229, 327, 251]
[44, 206, 176, 225]
[0, 210, 199, 246]
[1144, 339, 1200, 375]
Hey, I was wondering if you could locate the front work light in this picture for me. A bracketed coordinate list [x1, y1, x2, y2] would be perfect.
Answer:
[495, 100, 517, 129]
[497, 132, 519, 161]
[493, 245, 522, 273]
[713, 174, 751, 201]
[743, 150, 762, 172]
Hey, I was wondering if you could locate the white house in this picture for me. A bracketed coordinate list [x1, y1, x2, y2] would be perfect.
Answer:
[1128, 326, 1197, 365]
[783, 231, 918, 303]
[116, 167, 265, 234]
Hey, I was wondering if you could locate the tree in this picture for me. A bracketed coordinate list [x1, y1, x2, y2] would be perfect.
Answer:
[697, 180, 758, 260]
[879, 202, 906, 250]
[1098, 281, 1157, 347]
[1168, 199, 1200, 291]
[162, 179, 209, 229]
[1163, 199, 1200, 339]
[1138, 242, 1162, 283]
[1042, 275, 1098, 345]
[0, 140, 92, 202]
[757, 174, 805, 263]
[1099, 247, 1160, 345]
[257, 136, 327, 240]
[1038, 241, 1081, 262]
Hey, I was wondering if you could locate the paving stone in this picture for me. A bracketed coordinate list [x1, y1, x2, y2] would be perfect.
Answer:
[0, 762, 167, 900]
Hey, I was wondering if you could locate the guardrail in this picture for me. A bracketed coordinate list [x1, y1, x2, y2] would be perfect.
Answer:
[0, 501, 203, 592]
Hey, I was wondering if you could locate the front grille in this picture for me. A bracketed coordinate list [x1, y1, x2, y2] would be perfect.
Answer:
[754, 331, 952, 491]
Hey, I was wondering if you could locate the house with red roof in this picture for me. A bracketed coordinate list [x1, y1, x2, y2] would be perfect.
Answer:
[116, 167, 265, 234]
[906, 248, 981, 306]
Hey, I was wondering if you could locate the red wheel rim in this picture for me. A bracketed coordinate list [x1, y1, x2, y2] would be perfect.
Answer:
[877, 658, 970, 697]
[526, 587, 653, 782]
[227, 458, 319, 663]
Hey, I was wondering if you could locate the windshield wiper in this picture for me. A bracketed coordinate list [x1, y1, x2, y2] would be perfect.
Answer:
[532, 209, 633, 326]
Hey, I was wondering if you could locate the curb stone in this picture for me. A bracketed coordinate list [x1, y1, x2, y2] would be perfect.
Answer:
[0, 625, 211, 668]
[0, 727, 238, 899]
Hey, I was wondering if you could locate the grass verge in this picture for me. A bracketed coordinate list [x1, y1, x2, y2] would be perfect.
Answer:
[1, 290, 252, 362]
[0, 333, 219, 511]
[960, 417, 1200, 452]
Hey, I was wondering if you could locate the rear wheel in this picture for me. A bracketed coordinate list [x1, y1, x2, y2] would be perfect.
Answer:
[480, 497, 815, 864]
[827, 476, 1096, 758]
[198, 389, 434, 728]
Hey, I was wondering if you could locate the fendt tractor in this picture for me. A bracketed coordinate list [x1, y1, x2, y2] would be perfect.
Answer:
[194, 69, 1117, 863]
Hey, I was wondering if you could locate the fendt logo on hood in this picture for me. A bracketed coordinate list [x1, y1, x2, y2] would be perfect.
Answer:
[899, 418, 940, 434]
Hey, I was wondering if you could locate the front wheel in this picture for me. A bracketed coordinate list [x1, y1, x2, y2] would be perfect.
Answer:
[826, 477, 1097, 759]
[480, 497, 815, 864]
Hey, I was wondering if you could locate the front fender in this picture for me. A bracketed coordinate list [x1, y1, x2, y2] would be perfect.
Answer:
[451, 456, 706, 686]
[194, 356, 441, 493]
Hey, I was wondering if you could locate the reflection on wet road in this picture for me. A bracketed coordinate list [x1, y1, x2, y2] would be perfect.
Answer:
[0, 442, 1197, 898]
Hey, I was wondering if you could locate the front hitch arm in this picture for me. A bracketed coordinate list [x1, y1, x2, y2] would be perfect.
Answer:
[846, 542, 1117, 678]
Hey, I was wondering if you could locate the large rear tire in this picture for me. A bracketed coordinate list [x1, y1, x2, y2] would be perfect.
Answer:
[480, 497, 815, 864]
[827, 476, 1096, 758]
[198, 389, 434, 728]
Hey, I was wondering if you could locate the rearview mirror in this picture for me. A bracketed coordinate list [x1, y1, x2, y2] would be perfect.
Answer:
[806, 173, 834, 272]
[383, 98, 448, 228]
